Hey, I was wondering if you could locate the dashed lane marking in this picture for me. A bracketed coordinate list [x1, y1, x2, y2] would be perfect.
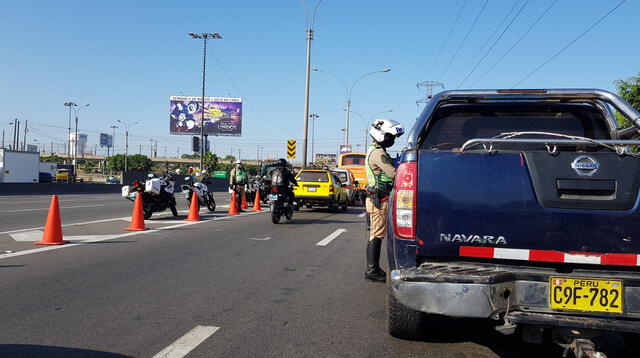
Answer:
[248, 237, 271, 241]
[152, 325, 220, 358]
[316, 228, 347, 246]
[358, 212, 367, 218]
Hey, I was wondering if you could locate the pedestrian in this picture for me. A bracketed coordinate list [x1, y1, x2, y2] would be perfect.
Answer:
[229, 159, 248, 212]
[364, 119, 404, 282]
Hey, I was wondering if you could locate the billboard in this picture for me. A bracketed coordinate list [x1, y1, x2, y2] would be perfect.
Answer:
[315, 153, 336, 165]
[100, 133, 113, 147]
[170, 96, 242, 136]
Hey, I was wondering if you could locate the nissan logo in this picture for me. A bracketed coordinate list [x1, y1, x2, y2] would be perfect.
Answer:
[571, 155, 600, 176]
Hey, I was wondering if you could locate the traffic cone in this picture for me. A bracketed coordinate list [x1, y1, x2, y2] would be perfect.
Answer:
[125, 193, 148, 231]
[35, 195, 68, 245]
[228, 191, 239, 215]
[252, 190, 262, 211]
[241, 191, 249, 209]
[185, 191, 201, 221]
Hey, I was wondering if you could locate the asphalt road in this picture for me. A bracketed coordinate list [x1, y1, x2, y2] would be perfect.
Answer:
[0, 194, 633, 357]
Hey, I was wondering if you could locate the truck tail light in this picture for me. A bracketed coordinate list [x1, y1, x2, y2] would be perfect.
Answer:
[393, 161, 417, 240]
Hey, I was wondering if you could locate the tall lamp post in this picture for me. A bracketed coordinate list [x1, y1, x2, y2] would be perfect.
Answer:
[300, 0, 323, 168]
[63, 102, 77, 158]
[109, 125, 118, 156]
[311, 68, 390, 145]
[117, 120, 138, 174]
[309, 113, 319, 162]
[2, 121, 13, 149]
[188, 32, 222, 171]
[70, 104, 90, 166]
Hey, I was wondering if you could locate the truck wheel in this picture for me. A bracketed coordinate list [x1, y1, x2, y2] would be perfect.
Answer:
[388, 289, 424, 339]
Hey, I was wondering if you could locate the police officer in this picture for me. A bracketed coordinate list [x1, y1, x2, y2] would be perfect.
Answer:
[365, 119, 404, 282]
[229, 159, 248, 212]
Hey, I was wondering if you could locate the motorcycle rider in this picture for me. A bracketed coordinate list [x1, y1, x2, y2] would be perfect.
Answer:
[365, 119, 404, 282]
[229, 159, 248, 212]
[272, 158, 298, 207]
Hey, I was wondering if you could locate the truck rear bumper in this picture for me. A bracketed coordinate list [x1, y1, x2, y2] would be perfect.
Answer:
[390, 261, 640, 333]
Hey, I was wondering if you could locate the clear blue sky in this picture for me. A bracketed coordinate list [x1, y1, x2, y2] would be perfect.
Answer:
[1, 0, 638, 162]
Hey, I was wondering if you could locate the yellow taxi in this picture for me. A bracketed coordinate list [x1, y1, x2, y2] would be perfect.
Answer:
[55, 168, 70, 183]
[293, 169, 349, 212]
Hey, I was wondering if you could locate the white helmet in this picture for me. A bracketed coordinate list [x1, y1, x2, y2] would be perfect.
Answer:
[369, 119, 405, 142]
[235, 159, 242, 164]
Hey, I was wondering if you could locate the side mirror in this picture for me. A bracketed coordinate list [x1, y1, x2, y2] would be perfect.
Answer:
[147, 173, 154, 178]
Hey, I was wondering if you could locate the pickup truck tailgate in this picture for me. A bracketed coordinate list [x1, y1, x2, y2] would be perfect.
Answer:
[415, 150, 640, 263]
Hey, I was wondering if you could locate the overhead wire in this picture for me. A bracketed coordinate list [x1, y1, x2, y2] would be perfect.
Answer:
[457, 0, 531, 88]
[437, 0, 489, 82]
[511, 0, 626, 88]
[470, 0, 558, 87]
[448, 0, 522, 83]
[418, 0, 468, 82]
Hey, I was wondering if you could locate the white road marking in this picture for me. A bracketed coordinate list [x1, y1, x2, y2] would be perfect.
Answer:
[9, 230, 43, 242]
[152, 325, 219, 358]
[248, 237, 271, 241]
[4, 204, 105, 213]
[0, 209, 268, 260]
[358, 212, 367, 218]
[316, 228, 347, 246]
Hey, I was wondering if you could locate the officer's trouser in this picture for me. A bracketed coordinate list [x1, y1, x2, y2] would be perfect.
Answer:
[233, 184, 245, 208]
[365, 197, 389, 241]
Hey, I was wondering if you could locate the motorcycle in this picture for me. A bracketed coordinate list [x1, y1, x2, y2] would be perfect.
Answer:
[268, 184, 294, 224]
[121, 172, 178, 219]
[180, 174, 216, 212]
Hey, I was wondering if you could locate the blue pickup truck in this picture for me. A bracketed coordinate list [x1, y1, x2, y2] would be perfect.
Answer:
[387, 89, 640, 356]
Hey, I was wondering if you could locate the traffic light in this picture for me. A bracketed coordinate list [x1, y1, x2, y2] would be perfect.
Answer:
[192, 136, 200, 153]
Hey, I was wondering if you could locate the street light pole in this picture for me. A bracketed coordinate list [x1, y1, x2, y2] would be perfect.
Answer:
[188, 32, 222, 171]
[310, 68, 390, 145]
[117, 120, 138, 174]
[2, 121, 13, 149]
[71, 104, 89, 166]
[300, 0, 323, 168]
[309, 114, 319, 162]
[109, 125, 118, 156]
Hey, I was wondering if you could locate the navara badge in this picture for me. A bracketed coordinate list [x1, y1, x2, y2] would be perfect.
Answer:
[571, 155, 599, 176]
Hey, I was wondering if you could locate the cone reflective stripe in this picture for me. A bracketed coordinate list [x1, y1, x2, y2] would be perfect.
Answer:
[252, 190, 262, 211]
[35, 195, 68, 245]
[185, 191, 201, 221]
[228, 191, 239, 215]
[241, 191, 248, 209]
[125, 193, 148, 231]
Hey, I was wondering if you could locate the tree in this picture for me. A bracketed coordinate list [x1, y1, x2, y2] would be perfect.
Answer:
[83, 161, 97, 173]
[181, 153, 200, 159]
[202, 152, 219, 173]
[40, 155, 64, 163]
[614, 71, 640, 128]
[107, 154, 153, 172]
[223, 155, 236, 163]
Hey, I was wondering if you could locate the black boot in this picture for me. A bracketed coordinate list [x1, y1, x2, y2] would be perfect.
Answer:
[365, 238, 386, 282]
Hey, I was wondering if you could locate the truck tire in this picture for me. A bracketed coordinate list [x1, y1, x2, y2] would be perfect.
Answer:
[388, 289, 424, 339]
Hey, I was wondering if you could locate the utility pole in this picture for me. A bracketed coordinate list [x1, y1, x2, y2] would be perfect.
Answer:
[189, 32, 222, 171]
[14, 120, 20, 150]
[109, 125, 118, 156]
[301, 0, 323, 168]
[117, 120, 138, 173]
[416, 81, 444, 106]
[64, 102, 76, 158]
[149, 139, 154, 157]
[155, 140, 158, 158]
[309, 114, 319, 162]
[23, 120, 28, 151]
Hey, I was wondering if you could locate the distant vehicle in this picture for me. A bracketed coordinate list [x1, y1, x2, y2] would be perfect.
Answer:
[38, 172, 53, 183]
[55, 169, 70, 183]
[293, 169, 348, 212]
[338, 152, 368, 190]
[0, 149, 39, 183]
[386, 89, 640, 357]
[332, 168, 361, 205]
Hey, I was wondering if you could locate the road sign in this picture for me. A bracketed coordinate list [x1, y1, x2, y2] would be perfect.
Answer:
[287, 140, 296, 158]
[339, 144, 352, 154]
[100, 133, 113, 148]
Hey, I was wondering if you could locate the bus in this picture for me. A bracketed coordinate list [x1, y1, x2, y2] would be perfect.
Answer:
[338, 152, 367, 189]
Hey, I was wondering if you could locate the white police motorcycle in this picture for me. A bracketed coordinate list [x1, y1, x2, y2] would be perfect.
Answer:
[180, 171, 216, 212]
[121, 171, 178, 219]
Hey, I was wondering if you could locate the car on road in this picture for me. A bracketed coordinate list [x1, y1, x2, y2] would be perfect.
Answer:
[55, 168, 70, 183]
[332, 168, 361, 205]
[38, 172, 53, 183]
[293, 169, 348, 212]
[386, 89, 640, 357]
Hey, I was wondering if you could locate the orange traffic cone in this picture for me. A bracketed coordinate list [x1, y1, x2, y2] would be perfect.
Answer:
[241, 191, 249, 209]
[228, 191, 239, 215]
[252, 190, 262, 211]
[185, 191, 201, 221]
[35, 195, 68, 245]
[125, 193, 148, 231]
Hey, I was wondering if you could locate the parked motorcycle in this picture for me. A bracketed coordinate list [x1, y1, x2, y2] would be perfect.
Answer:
[268, 185, 293, 224]
[121, 172, 178, 219]
[181, 174, 216, 212]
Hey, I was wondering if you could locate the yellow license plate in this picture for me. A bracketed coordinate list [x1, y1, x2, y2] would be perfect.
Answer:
[549, 277, 623, 314]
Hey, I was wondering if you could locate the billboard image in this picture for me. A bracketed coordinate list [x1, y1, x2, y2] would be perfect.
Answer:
[100, 133, 113, 147]
[170, 96, 242, 136]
